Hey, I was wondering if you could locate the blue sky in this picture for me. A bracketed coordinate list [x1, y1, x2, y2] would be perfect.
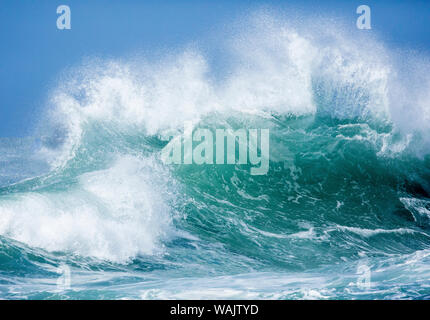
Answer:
[1, 0, 429, 137]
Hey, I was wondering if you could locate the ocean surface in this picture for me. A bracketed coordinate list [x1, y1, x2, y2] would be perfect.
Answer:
[1, 14, 430, 299]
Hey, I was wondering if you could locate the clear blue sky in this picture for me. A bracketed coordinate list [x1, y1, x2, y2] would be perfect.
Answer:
[1, 0, 429, 137]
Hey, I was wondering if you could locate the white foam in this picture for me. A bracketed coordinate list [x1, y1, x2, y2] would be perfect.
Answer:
[400, 197, 430, 225]
[38, 14, 404, 167]
[336, 225, 421, 237]
[3, 12, 430, 263]
[0, 156, 173, 263]
[32, 12, 430, 169]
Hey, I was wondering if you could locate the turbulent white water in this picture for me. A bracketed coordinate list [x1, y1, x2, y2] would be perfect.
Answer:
[0, 12, 430, 299]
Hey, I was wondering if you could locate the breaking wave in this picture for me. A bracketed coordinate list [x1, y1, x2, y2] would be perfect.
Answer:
[1, 13, 430, 299]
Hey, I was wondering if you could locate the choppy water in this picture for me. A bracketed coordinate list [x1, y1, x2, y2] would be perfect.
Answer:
[1, 14, 430, 299]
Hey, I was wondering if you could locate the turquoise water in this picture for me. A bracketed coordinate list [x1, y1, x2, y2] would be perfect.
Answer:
[1, 15, 430, 299]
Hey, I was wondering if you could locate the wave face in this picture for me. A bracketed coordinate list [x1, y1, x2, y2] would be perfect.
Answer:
[1, 14, 430, 299]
